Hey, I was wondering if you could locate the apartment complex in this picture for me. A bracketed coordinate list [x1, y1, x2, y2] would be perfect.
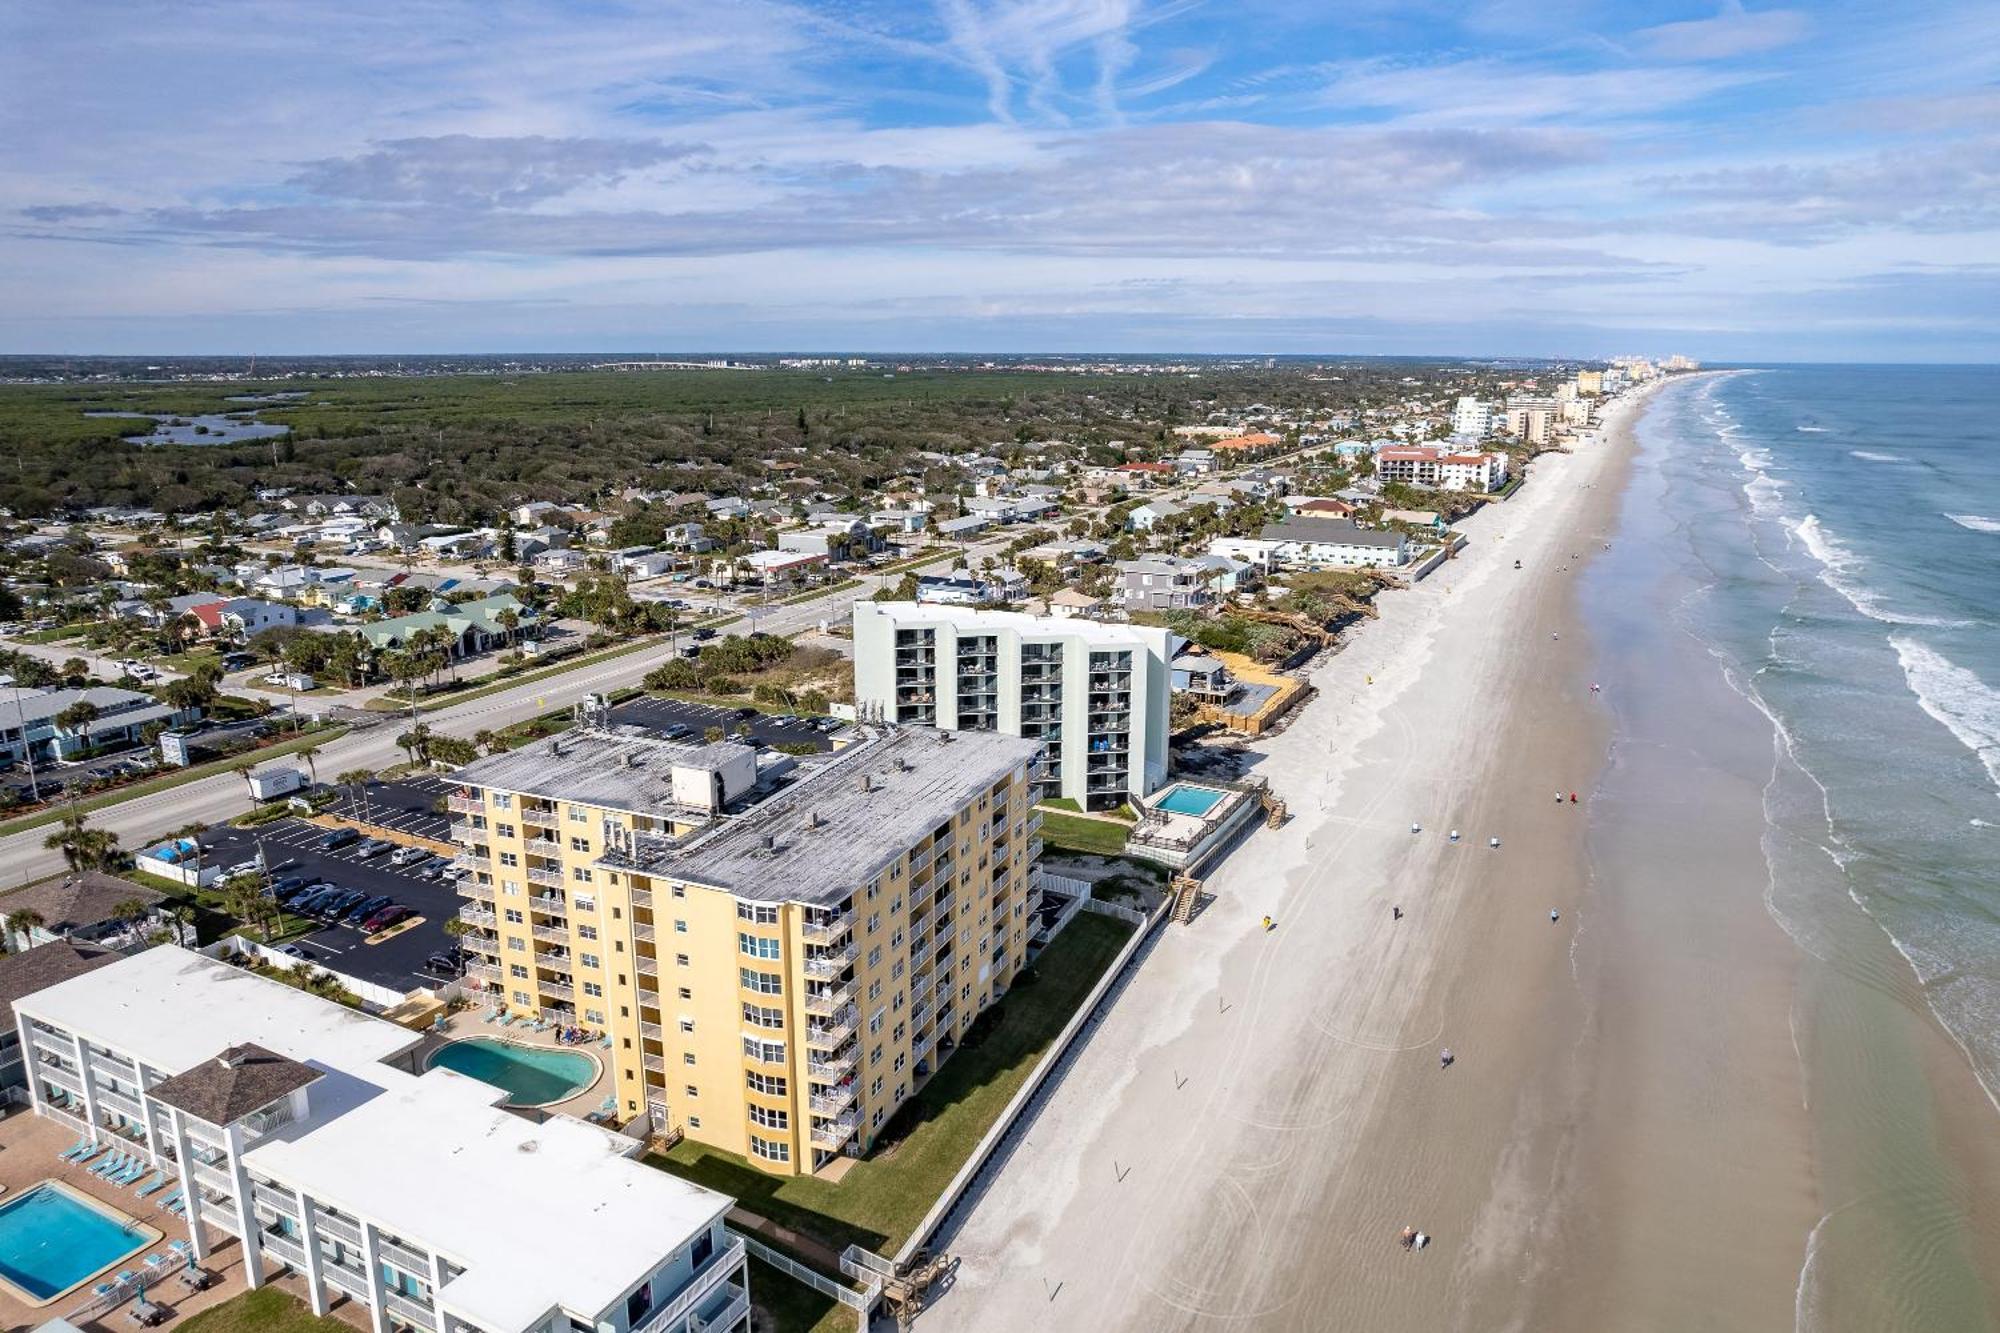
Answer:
[449, 723, 1044, 1176]
[851, 602, 1174, 811]
[15, 946, 746, 1333]
[1375, 446, 1510, 493]
[1450, 396, 1493, 438]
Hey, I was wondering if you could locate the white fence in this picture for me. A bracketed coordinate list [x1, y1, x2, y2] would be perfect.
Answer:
[1081, 897, 1147, 926]
[729, 1229, 880, 1315]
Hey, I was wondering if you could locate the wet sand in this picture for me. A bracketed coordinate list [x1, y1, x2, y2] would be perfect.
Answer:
[921, 379, 1822, 1330]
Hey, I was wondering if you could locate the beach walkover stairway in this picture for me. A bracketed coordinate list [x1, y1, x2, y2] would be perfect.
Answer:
[1132, 777, 1287, 924]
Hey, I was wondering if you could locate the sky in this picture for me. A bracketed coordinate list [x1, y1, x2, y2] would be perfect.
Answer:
[2, 0, 1997, 360]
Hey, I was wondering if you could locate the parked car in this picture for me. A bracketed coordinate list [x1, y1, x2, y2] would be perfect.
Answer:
[223, 858, 262, 878]
[271, 875, 308, 894]
[693, 627, 718, 641]
[660, 723, 693, 740]
[422, 954, 461, 976]
[351, 839, 391, 859]
[734, 706, 760, 719]
[388, 845, 428, 866]
[293, 888, 341, 914]
[343, 895, 394, 925]
[361, 905, 412, 933]
[279, 944, 310, 959]
[319, 828, 360, 851]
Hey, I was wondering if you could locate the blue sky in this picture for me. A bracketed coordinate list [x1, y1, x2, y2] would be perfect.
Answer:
[2, 0, 1996, 359]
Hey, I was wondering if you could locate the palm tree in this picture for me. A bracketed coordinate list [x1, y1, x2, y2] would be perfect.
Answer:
[43, 808, 121, 873]
[55, 700, 99, 755]
[396, 723, 434, 767]
[5, 907, 45, 951]
[473, 729, 496, 756]
[166, 902, 197, 947]
[497, 607, 520, 647]
[297, 742, 321, 788]
[172, 820, 208, 888]
[336, 768, 374, 823]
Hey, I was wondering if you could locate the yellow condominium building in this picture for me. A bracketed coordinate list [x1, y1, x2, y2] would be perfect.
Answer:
[447, 722, 1044, 1177]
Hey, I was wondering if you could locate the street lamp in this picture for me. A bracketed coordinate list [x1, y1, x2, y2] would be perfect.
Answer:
[0, 673, 41, 803]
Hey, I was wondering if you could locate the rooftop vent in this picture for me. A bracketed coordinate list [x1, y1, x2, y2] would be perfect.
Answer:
[761, 833, 777, 852]
[621, 752, 639, 769]
[807, 811, 824, 830]
[857, 773, 872, 793]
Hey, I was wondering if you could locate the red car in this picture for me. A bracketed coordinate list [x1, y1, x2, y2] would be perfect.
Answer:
[361, 905, 412, 933]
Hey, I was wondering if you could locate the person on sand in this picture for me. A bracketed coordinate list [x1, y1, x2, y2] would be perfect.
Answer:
[1392, 905, 1402, 921]
[1550, 909, 1560, 923]
[1262, 915, 1274, 932]
[1401, 1226, 1416, 1250]
[1440, 1049, 1454, 1069]
[1570, 792, 1578, 804]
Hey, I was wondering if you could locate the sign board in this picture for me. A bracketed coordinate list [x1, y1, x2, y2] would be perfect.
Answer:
[159, 730, 192, 768]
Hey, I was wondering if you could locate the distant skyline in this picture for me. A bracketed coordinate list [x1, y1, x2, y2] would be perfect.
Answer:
[3, 1, 1996, 361]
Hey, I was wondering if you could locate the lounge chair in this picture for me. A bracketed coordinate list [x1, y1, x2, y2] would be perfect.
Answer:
[159, 1191, 182, 1213]
[136, 1173, 168, 1197]
[58, 1136, 92, 1160]
[92, 1152, 129, 1178]
[599, 1034, 613, 1049]
[168, 1239, 191, 1256]
[118, 1160, 149, 1186]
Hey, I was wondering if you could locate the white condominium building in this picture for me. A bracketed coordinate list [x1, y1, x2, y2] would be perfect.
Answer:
[15, 946, 747, 1333]
[1450, 397, 1493, 438]
[852, 603, 1175, 812]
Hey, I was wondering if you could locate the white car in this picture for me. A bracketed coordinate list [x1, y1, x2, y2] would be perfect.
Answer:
[224, 859, 262, 878]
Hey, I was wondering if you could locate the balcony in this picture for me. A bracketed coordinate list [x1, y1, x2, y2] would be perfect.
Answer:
[810, 1083, 856, 1117]
[803, 981, 855, 1015]
[643, 1053, 665, 1074]
[637, 955, 659, 977]
[641, 1020, 663, 1041]
[451, 853, 490, 874]
[459, 877, 497, 903]
[803, 943, 856, 979]
[528, 893, 568, 914]
[911, 1001, 934, 1031]
[808, 1045, 858, 1080]
[538, 977, 576, 1002]
[802, 912, 853, 945]
[806, 1007, 858, 1046]
[464, 961, 502, 984]
[633, 921, 656, 943]
[630, 885, 654, 908]
[629, 1237, 746, 1333]
[530, 923, 568, 945]
[446, 793, 483, 816]
[459, 934, 500, 958]
[811, 1114, 859, 1150]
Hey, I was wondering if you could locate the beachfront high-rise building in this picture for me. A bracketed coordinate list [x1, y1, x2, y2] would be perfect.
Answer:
[851, 602, 1175, 811]
[1503, 395, 1560, 446]
[448, 722, 1043, 1176]
[1450, 396, 1494, 438]
[14, 946, 748, 1333]
[1576, 370, 1605, 396]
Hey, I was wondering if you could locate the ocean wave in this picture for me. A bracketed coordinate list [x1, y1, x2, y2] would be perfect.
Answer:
[1788, 515, 1971, 627]
[1946, 513, 2000, 534]
[1850, 450, 1905, 462]
[1744, 473, 1786, 517]
[1889, 637, 2000, 797]
[1796, 425, 1830, 433]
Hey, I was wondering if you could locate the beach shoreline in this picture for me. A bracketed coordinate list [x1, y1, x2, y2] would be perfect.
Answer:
[922, 375, 1715, 1331]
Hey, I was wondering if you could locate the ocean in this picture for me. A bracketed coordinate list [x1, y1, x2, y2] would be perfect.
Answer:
[1605, 365, 2000, 1330]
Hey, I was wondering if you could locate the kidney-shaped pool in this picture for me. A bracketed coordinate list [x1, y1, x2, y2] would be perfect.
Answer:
[427, 1038, 597, 1107]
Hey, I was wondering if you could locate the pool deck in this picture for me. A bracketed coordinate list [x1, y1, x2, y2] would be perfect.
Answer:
[0, 1110, 372, 1333]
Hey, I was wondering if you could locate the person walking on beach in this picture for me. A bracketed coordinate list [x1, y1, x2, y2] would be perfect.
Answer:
[1392, 905, 1402, 921]
[1550, 909, 1560, 923]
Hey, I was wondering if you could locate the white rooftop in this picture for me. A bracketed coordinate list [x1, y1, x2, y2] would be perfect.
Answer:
[855, 600, 1172, 647]
[18, 949, 731, 1331]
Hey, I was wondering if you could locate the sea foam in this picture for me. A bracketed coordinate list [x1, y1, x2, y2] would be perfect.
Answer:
[1946, 513, 2000, 534]
[1890, 637, 2000, 797]
[1850, 450, 1905, 462]
[1788, 515, 1970, 627]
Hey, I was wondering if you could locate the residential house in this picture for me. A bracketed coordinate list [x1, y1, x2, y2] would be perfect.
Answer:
[1127, 499, 1185, 533]
[737, 549, 825, 585]
[1046, 587, 1103, 619]
[1173, 450, 1217, 475]
[935, 515, 988, 542]
[1115, 556, 1216, 611]
[1255, 516, 1410, 569]
[0, 873, 166, 954]
[355, 594, 533, 659]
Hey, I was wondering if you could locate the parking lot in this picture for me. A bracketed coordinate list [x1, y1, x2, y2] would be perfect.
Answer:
[197, 817, 466, 995]
[322, 773, 455, 843]
[607, 696, 839, 752]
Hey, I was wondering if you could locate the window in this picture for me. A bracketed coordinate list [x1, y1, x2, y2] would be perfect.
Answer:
[679, 1018, 696, 1034]
[494, 794, 512, 810]
[571, 867, 594, 883]
[738, 934, 780, 960]
[501, 879, 519, 894]
[683, 1052, 696, 1065]
[496, 823, 516, 839]
[868, 980, 883, 1002]
[674, 919, 688, 933]
[677, 953, 691, 967]
[505, 936, 525, 951]
[688, 1116, 702, 1129]
[498, 852, 519, 868]
[750, 1135, 790, 1164]
[749, 1104, 789, 1130]
[743, 1003, 784, 1030]
[893, 1052, 906, 1073]
[509, 964, 529, 979]
[585, 1009, 605, 1025]
[569, 808, 588, 823]
[684, 1085, 699, 1099]
[870, 1075, 884, 1096]
[868, 946, 883, 969]
[503, 909, 524, 924]
[574, 897, 595, 913]
[583, 982, 603, 998]
[742, 1038, 786, 1064]
[746, 1070, 788, 1097]
[577, 952, 599, 970]
[740, 968, 782, 995]
[569, 837, 591, 852]
[867, 912, 881, 934]
[677, 986, 692, 1000]
[736, 902, 779, 924]
[577, 924, 598, 941]
[672, 885, 686, 899]
[893, 1021, 906, 1042]
[513, 990, 531, 1005]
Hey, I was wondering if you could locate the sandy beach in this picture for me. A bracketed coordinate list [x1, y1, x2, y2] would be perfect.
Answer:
[919, 375, 1824, 1331]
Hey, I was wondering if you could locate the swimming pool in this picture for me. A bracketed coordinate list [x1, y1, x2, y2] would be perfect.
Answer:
[427, 1038, 597, 1106]
[1154, 784, 1227, 817]
[0, 1182, 158, 1305]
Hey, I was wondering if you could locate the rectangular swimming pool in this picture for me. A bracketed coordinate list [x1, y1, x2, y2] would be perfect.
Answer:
[0, 1182, 157, 1304]
[1155, 785, 1227, 817]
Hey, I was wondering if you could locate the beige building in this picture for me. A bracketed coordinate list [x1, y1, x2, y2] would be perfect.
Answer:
[448, 723, 1043, 1177]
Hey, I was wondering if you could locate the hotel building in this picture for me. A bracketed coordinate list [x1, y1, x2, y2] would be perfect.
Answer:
[448, 723, 1044, 1176]
[851, 602, 1175, 812]
[14, 946, 747, 1333]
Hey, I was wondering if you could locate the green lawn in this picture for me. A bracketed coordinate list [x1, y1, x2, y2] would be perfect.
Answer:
[153, 649, 225, 674]
[175, 1286, 348, 1333]
[748, 1259, 859, 1333]
[363, 634, 665, 713]
[649, 912, 1135, 1255]
[1034, 808, 1132, 856]
[11, 623, 91, 644]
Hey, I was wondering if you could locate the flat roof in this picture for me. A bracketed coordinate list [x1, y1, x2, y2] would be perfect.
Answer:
[455, 731, 756, 816]
[19, 948, 730, 1331]
[856, 601, 1172, 648]
[640, 727, 1039, 904]
[246, 1064, 729, 1332]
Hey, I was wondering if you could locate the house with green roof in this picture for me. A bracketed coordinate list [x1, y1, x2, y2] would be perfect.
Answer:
[355, 593, 534, 659]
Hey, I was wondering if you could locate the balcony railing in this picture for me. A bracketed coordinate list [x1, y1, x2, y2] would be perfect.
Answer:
[446, 793, 483, 815]
[464, 961, 502, 984]
[808, 1046, 858, 1081]
[451, 853, 489, 874]
[811, 1114, 859, 1150]
[528, 893, 568, 914]
[457, 905, 496, 928]
[800, 912, 853, 945]
[810, 1083, 856, 1117]
[803, 981, 855, 1015]
[628, 1237, 745, 1333]
[803, 944, 856, 979]
[525, 866, 563, 888]
[806, 1008, 857, 1047]
[531, 923, 568, 945]
[538, 978, 576, 1001]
